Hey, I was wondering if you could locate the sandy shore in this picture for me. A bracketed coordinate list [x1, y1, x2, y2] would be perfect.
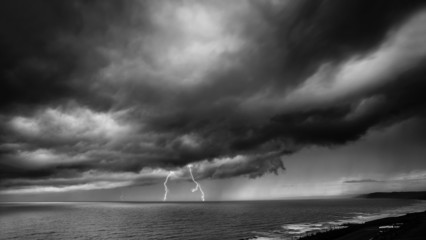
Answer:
[299, 210, 426, 240]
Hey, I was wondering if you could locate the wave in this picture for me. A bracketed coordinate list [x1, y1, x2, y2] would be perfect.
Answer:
[249, 200, 426, 240]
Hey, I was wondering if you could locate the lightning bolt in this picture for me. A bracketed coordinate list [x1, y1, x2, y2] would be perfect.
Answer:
[188, 165, 205, 201]
[163, 171, 175, 201]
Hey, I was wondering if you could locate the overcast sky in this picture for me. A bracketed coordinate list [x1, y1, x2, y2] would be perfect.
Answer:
[1, 0, 426, 202]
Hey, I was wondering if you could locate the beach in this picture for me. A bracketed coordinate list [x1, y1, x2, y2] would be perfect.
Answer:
[300, 202, 426, 240]
[299, 192, 426, 240]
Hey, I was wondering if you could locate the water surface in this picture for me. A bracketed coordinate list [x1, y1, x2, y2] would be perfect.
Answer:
[1, 199, 425, 240]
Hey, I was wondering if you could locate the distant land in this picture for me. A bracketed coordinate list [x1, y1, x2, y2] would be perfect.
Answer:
[359, 191, 426, 200]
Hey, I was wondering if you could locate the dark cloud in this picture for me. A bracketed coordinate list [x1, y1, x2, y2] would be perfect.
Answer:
[344, 179, 381, 184]
[0, 0, 149, 111]
[284, 0, 426, 66]
[1, 0, 426, 194]
[194, 151, 287, 180]
[232, 66, 426, 151]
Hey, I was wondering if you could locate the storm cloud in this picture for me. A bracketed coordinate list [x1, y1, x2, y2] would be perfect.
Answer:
[1, 0, 426, 195]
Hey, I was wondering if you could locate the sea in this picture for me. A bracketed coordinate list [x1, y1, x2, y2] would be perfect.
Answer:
[1, 198, 425, 240]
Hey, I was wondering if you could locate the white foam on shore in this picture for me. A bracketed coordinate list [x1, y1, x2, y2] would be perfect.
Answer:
[250, 200, 426, 240]
[348, 200, 426, 224]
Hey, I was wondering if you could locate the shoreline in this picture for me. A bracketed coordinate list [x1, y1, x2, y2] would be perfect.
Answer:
[297, 191, 426, 239]
[298, 210, 426, 240]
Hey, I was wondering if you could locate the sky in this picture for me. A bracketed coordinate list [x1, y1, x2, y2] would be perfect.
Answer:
[1, 0, 426, 202]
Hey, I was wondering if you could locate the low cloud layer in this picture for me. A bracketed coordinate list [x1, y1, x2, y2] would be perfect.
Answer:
[1, 0, 426, 195]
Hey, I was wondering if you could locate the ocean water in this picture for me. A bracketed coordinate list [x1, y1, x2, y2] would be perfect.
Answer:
[1, 199, 425, 240]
